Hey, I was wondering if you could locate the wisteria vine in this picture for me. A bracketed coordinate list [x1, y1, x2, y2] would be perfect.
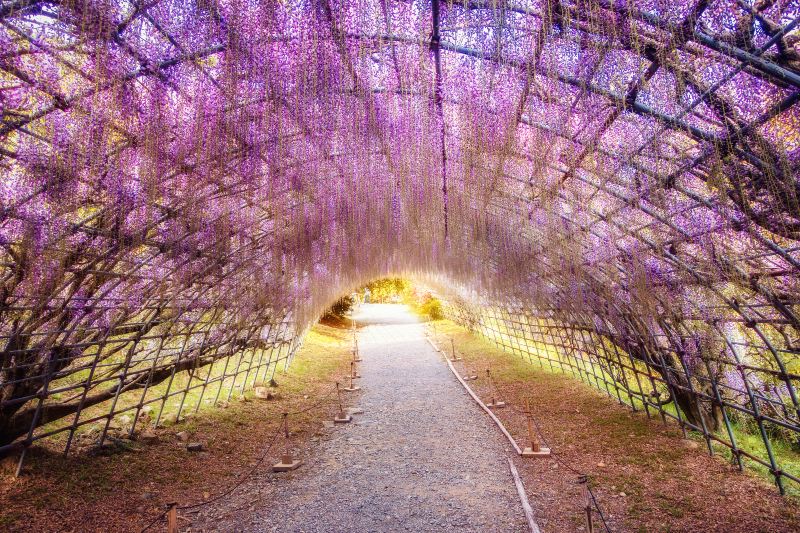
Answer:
[0, 0, 799, 492]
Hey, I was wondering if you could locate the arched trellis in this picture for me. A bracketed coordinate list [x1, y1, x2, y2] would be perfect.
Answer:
[0, 0, 799, 494]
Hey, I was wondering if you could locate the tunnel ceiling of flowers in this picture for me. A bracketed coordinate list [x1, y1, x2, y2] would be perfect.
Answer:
[1, 0, 800, 492]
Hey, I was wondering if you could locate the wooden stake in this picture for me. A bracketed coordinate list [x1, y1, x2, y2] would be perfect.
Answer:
[334, 382, 352, 423]
[526, 398, 539, 452]
[167, 503, 178, 533]
[449, 338, 462, 361]
[273, 414, 302, 471]
[583, 480, 594, 533]
[520, 397, 550, 457]
[344, 369, 360, 392]
[485, 370, 506, 408]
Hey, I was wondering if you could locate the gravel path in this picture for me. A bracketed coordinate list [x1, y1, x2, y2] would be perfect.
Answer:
[191, 304, 528, 532]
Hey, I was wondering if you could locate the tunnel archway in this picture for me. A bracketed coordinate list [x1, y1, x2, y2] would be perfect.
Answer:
[0, 0, 799, 504]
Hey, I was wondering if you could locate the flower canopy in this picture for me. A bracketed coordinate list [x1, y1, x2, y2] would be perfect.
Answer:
[1, 0, 799, 491]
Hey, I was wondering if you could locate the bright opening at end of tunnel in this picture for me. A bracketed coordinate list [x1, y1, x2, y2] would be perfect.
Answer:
[350, 303, 421, 326]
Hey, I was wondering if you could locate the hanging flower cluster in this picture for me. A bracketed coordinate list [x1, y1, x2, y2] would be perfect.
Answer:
[0, 1, 799, 486]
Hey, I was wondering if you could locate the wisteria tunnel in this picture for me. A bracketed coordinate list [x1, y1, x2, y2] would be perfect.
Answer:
[2, 0, 800, 529]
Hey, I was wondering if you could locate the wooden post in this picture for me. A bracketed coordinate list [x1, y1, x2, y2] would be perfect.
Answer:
[520, 397, 549, 457]
[334, 382, 352, 423]
[273, 413, 302, 471]
[486, 369, 506, 408]
[344, 367, 360, 392]
[450, 338, 461, 361]
[167, 503, 178, 533]
[526, 398, 539, 452]
[583, 481, 594, 533]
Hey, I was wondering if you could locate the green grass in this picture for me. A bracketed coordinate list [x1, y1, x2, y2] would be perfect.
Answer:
[1, 322, 355, 531]
[431, 317, 800, 499]
[704, 421, 800, 497]
[30, 324, 348, 466]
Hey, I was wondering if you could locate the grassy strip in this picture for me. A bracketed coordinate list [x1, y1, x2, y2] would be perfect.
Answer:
[434, 315, 800, 497]
[430, 318, 800, 533]
[0, 322, 355, 532]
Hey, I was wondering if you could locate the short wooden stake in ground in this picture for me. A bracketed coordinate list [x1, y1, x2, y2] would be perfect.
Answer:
[352, 340, 362, 363]
[350, 361, 361, 379]
[520, 398, 550, 458]
[582, 477, 594, 533]
[273, 413, 302, 472]
[343, 370, 360, 392]
[333, 383, 352, 424]
[166, 502, 178, 533]
[449, 338, 462, 362]
[485, 370, 506, 408]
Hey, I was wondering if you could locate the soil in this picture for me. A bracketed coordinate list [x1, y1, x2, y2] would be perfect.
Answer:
[0, 323, 355, 532]
[429, 318, 800, 533]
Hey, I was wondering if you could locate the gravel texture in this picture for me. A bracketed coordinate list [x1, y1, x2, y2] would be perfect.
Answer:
[190, 304, 528, 532]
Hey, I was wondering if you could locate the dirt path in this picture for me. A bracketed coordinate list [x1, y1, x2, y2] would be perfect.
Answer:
[191, 304, 528, 532]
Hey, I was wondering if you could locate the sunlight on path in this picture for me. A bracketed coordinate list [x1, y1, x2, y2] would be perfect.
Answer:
[198, 304, 527, 532]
